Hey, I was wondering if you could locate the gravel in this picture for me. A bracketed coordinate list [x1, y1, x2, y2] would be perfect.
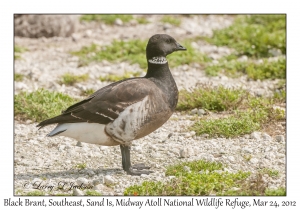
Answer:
[14, 15, 286, 195]
[14, 120, 286, 195]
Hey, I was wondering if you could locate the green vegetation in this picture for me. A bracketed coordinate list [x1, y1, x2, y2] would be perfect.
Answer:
[72, 39, 210, 69]
[161, 15, 181, 26]
[191, 111, 261, 138]
[76, 163, 87, 169]
[85, 190, 102, 196]
[71, 40, 147, 68]
[125, 160, 285, 196]
[246, 58, 286, 80]
[25, 190, 45, 196]
[273, 88, 286, 103]
[205, 57, 286, 80]
[265, 187, 286, 196]
[165, 159, 223, 175]
[81, 14, 150, 25]
[75, 163, 87, 169]
[191, 97, 285, 138]
[136, 17, 150, 24]
[125, 159, 283, 196]
[80, 14, 133, 24]
[125, 160, 250, 195]
[99, 71, 142, 82]
[14, 73, 25, 81]
[80, 88, 95, 96]
[56, 194, 72, 196]
[205, 15, 286, 58]
[260, 168, 280, 178]
[14, 45, 27, 59]
[177, 85, 285, 138]
[168, 41, 211, 67]
[177, 85, 247, 111]
[60, 73, 89, 86]
[14, 89, 78, 122]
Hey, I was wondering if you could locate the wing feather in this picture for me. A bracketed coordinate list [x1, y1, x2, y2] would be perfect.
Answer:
[37, 78, 155, 127]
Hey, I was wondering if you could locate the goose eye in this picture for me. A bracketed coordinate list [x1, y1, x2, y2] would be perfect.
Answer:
[166, 39, 171, 43]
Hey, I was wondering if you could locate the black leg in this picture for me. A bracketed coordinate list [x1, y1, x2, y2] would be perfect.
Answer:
[120, 145, 126, 170]
[120, 145, 153, 176]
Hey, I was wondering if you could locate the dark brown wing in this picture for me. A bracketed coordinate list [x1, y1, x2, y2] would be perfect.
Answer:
[37, 78, 154, 127]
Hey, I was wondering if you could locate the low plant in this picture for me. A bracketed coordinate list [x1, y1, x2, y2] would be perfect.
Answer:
[14, 89, 78, 122]
[124, 160, 250, 195]
[99, 71, 142, 82]
[14, 45, 27, 59]
[80, 14, 133, 24]
[177, 84, 247, 111]
[60, 73, 89, 86]
[161, 15, 181, 26]
[205, 15, 286, 58]
[85, 190, 101, 196]
[75, 163, 87, 170]
[205, 57, 286, 80]
[14, 73, 25, 81]
[25, 190, 45, 196]
[71, 39, 210, 69]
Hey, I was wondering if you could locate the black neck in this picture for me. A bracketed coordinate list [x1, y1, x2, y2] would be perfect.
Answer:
[145, 60, 178, 111]
[145, 62, 170, 79]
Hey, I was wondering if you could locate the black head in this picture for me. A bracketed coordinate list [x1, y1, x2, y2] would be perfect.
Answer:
[146, 34, 186, 59]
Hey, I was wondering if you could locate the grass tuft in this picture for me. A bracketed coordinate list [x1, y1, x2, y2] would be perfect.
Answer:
[136, 17, 150, 24]
[14, 73, 25, 82]
[260, 168, 280, 178]
[85, 190, 102, 196]
[60, 73, 89, 86]
[14, 45, 27, 59]
[165, 160, 223, 176]
[265, 187, 286, 196]
[245, 58, 286, 80]
[205, 15, 286, 58]
[80, 14, 133, 24]
[71, 40, 147, 68]
[125, 160, 285, 196]
[14, 89, 78, 122]
[54, 193, 72, 196]
[205, 57, 286, 80]
[25, 190, 45, 196]
[191, 111, 261, 138]
[99, 71, 142, 82]
[168, 41, 211, 67]
[71, 39, 210, 69]
[80, 88, 95, 96]
[178, 84, 285, 138]
[161, 15, 181, 26]
[75, 163, 87, 170]
[124, 160, 250, 196]
[177, 85, 247, 111]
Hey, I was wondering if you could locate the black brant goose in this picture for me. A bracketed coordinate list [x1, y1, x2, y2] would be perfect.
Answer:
[37, 34, 186, 175]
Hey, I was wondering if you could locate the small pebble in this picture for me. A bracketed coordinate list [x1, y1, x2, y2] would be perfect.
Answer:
[73, 189, 84, 196]
[250, 158, 259, 164]
[104, 175, 114, 185]
[76, 177, 89, 185]
[190, 108, 198, 115]
[76, 141, 83, 147]
[250, 132, 261, 140]
[275, 135, 285, 143]
[197, 109, 205, 116]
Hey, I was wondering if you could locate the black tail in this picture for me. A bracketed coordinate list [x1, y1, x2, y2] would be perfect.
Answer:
[36, 114, 85, 129]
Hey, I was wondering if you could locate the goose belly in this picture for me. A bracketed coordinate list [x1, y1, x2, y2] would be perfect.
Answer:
[52, 122, 119, 146]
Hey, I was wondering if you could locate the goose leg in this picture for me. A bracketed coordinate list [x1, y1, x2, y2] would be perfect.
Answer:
[120, 145, 153, 175]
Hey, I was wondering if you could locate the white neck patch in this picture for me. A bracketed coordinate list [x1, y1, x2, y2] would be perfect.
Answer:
[148, 56, 167, 64]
